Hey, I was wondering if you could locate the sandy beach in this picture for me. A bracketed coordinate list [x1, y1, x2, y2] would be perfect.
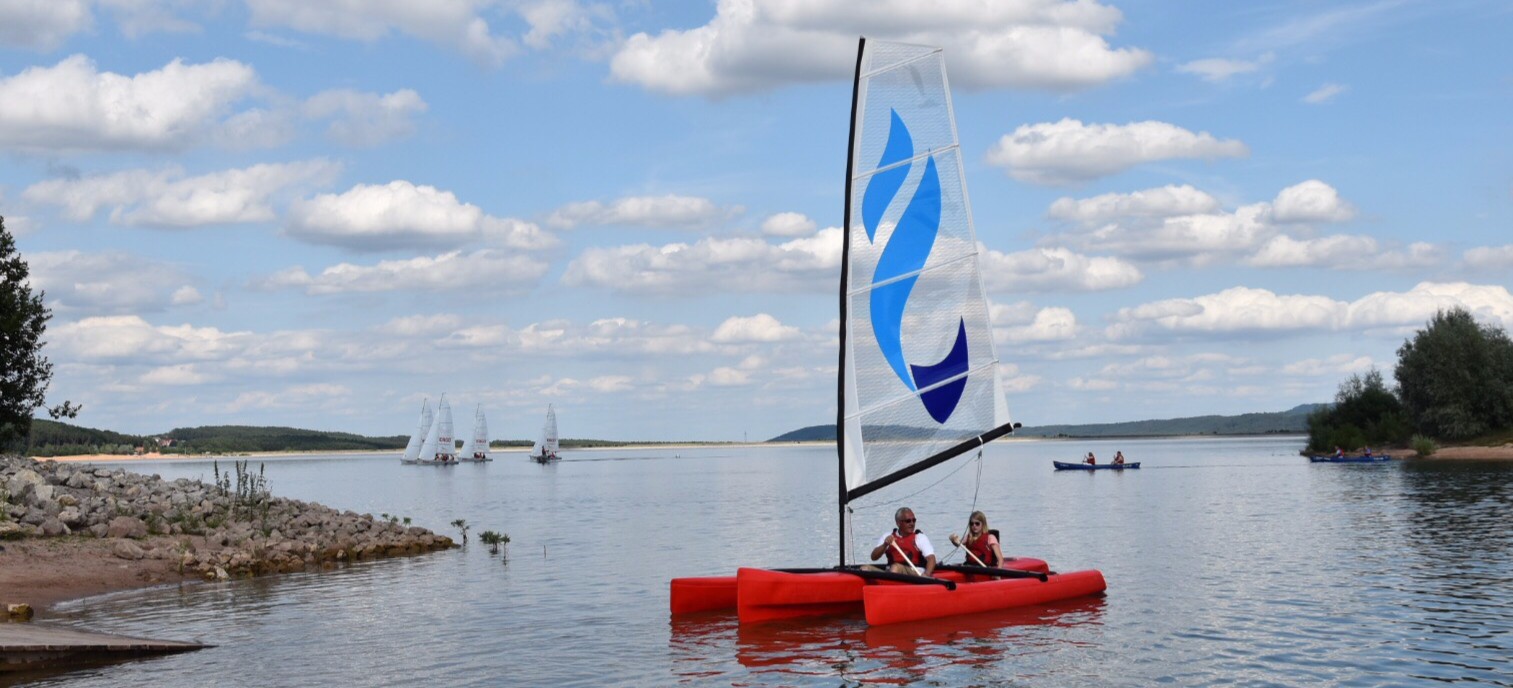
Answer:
[1, 537, 193, 611]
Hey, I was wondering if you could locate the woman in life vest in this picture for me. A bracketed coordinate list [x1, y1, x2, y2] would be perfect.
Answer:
[1085, 452, 1097, 465]
[948, 510, 1005, 567]
[868, 507, 936, 576]
[1112, 451, 1125, 465]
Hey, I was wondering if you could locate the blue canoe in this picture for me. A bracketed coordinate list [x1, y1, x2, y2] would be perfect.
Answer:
[1053, 461, 1141, 471]
[1308, 455, 1392, 463]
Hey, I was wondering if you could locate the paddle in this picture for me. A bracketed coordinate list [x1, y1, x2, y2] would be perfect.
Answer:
[889, 539, 923, 577]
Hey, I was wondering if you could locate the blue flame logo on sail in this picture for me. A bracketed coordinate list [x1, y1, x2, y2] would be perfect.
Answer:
[860, 110, 970, 424]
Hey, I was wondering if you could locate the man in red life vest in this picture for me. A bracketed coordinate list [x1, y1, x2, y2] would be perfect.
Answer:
[868, 507, 936, 576]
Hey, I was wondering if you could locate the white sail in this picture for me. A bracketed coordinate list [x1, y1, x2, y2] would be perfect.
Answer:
[434, 394, 456, 461]
[542, 404, 559, 455]
[468, 405, 489, 459]
[401, 398, 432, 462]
[418, 400, 441, 462]
[840, 39, 1012, 503]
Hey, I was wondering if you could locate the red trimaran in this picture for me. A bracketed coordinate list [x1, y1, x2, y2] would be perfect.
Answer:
[670, 38, 1106, 626]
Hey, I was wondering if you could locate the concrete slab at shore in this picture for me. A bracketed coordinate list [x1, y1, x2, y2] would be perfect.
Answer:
[0, 623, 209, 674]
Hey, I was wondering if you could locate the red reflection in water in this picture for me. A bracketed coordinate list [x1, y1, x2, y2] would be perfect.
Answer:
[669, 596, 1106, 684]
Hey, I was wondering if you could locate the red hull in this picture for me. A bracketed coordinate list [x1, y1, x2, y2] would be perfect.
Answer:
[862, 568, 1106, 626]
[669, 576, 739, 614]
[667, 558, 1055, 621]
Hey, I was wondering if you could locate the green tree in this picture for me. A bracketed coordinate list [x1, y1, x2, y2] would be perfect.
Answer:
[1, 216, 79, 448]
[1306, 368, 1411, 452]
[1394, 307, 1513, 440]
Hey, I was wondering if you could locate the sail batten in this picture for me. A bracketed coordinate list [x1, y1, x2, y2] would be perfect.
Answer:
[851, 144, 961, 183]
[839, 37, 1013, 513]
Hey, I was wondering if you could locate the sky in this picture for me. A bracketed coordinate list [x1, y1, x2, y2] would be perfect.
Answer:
[1, 0, 1509, 442]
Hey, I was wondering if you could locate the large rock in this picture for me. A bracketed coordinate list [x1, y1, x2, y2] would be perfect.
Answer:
[39, 517, 68, 536]
[106, 515, 149, 539]
[112, 539, 146, 560]
[7, 469, 44, 501]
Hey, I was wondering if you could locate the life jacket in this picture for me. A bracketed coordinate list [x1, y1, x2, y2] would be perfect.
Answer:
[886, 529, 926, 566]
[966, 532, 1001, 567]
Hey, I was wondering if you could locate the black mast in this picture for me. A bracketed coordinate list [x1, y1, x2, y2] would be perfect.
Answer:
[838, 37, 866, 569]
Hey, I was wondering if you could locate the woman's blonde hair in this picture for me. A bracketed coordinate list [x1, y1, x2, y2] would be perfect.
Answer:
[968, 510, 989, 539]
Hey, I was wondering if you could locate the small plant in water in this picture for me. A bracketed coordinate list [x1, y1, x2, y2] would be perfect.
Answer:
[451, 518, 470, 544]
[479, 530, 509, 555]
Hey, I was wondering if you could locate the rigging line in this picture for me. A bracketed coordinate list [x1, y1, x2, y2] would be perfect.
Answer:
[942, 448, 985, 565]
[850, 446, 981, 513]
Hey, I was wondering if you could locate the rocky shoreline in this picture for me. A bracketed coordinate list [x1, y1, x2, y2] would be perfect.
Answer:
[1, 454, 453, 613]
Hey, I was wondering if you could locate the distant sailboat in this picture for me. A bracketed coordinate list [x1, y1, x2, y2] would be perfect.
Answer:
[399, 398, 433, 465]
[459, 404, 492, 462]
[529, 404, 560, 463]
[412, 394, 458, 466]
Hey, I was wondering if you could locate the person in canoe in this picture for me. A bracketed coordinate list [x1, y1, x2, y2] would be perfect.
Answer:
[1112, 451, 1126, 465]
[1084, 452, 1097, 465]
[1363, 447, 1373, 458]
[1333, 446, 1345, 459]
[948, 510, 1004, 567]
[868, 507, 936, 576]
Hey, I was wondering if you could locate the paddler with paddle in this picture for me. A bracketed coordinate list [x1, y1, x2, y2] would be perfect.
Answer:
[867, 507, 936, 576]
[948, 510, 1005, 568]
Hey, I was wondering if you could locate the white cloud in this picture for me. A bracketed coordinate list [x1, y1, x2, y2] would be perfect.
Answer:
[380, 314, 465, 336]
[0, 55, 259, 153]
[986, 118, 1248, 185]
[1062, 203, 1276, 264]
[1303, 83, 1347, 104]
[0, 0, 91, 51]
[225, 383, 349, 413]
[51, 315, 252, 363]
[140, 363, 212, 386]
[545, 194, 738, 230]
[286, 180, 555, 251]
[261, 250, 550, 295]
[170, 286, 204, 305]
[1271, 180, 1355, 223]
[1175, 52, 1274, 82]
[761, 211, 816, 237]
[246, 0, 518, 67]
[981, 246, 1142, 292]
[994, 305, 1078, 344]
[609, 0, 1151, 97]
[1246, 235, 1439, 270]
[24, 159, 341, 227]
[303, 88, 428, 147]
[1048, 185, 1221, 224]
[1464, 245, 1513, 270]
[27, 250, 200, 314]
[711, 313, 801, 343]
[1281, 354, 1375, 377]
[1109, 282, 1513, 340]
[562, 227, 840, 295]
[1068, 376, 1117, 391]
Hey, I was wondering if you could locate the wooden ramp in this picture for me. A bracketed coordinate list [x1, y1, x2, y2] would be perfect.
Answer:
[0, 623, 209, 674]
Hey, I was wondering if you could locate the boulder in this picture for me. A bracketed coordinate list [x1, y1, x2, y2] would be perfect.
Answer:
[106, 515, 149, 539]
[39, 517, 68, 536]
[7, 603, 34, 621]
[112, 540, 145, 560]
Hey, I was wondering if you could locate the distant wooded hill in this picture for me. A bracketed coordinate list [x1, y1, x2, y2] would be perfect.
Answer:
[20, 419, 732, 457]
[767, 404, 1325, 442]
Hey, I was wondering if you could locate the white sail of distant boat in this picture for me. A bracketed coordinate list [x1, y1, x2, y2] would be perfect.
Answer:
[413, 393, 457, 465]
[399, 398, 433, 464]
[435, 395, 456, 462]
[529, 404, 560, 463]
[460, 404, 491, 462]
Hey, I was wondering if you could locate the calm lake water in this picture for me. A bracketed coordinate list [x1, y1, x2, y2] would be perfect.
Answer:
[25, 437, 1513, 687]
